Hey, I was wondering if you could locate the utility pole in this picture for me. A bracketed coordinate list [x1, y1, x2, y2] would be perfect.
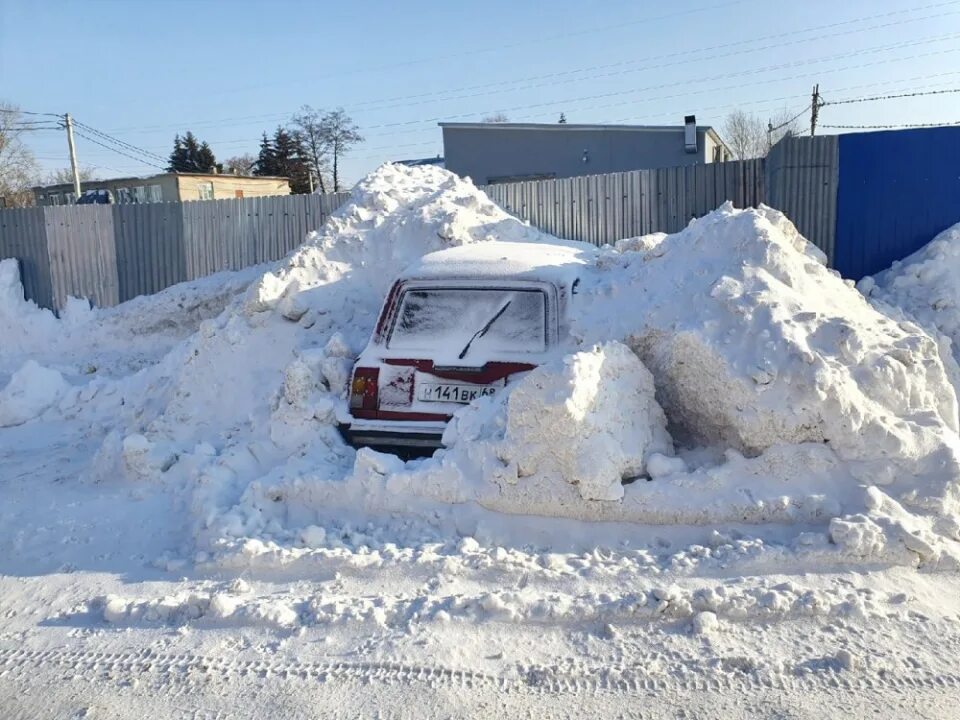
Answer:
[64, 113, 81, 198]
[810, 84, 821, 137]
[309, 171, 315, 193]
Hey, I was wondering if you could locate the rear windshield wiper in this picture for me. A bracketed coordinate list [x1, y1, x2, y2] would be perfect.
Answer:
[458, 299, 513, 360]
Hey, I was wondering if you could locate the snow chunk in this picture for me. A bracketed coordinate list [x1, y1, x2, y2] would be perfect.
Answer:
[0, 260, 59, 355]
[121, 433, 179, 479]
[0, 360, 70, 427]
[614, 232, 667, 255]
[690, 610, 719, 635]
[441, 341, 673, 506]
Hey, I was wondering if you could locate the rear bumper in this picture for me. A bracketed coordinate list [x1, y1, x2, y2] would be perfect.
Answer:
[339, 418, 448, 449]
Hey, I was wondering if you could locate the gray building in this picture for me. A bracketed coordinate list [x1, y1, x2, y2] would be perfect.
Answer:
[441, 118, 732, 185]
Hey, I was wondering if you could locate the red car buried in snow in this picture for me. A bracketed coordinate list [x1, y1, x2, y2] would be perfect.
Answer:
[338, 241, 586, 451]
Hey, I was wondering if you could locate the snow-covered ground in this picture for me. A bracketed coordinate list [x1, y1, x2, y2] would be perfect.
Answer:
[3, 164, 960, 719]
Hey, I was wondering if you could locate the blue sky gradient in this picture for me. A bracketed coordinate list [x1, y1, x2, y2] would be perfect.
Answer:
[3, 0, 960, 185]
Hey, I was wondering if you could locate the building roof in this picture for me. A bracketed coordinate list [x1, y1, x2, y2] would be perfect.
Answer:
[394, 156, 445, 167]
[441, 121, 710, 132]
[439, 121, 730, 155]
[33, 171, 289, 193]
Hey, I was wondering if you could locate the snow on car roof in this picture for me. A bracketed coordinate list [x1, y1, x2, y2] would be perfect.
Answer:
[400, 241, 592, 286]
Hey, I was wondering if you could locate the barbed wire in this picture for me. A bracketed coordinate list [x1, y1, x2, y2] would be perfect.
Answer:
[823, 87, 960, 106]
[820, 120, 960, 129]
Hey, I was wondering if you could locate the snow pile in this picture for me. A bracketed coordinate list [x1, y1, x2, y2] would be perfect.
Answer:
[322, 201, 960, 562]
[245, 163, 552, 326]
[24, 163, 960, 571]
[575, 206, 958, 483]
[0, 360, 70, 427]
[0, 258, 263, 383]
[859, 221, 960, 368]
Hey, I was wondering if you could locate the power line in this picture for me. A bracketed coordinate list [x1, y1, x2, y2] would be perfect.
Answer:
[356, 40, 960, 143]
[0, 108, 61, 117]
[348, 1, 960, 113]
[351, 71, 960, 162]
[72, 120, 168, 163]
[340, 9, 960, 118]
[359, 30, 960, 132]
[211, 1, 748, 93]
[768, 105, 813, 134]
[72, 129, 166, 170]
[122, 31, 960, 156]
[823, 87, 960, 106]
[102, 0, 960, 137]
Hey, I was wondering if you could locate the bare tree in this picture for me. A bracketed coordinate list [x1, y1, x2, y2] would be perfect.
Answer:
[290, 105, 330, 193]
[319, 109, 363, 193]
[721, 110, 766, 160]
[223, 154, 257, 175]
[482, 113, 509, 123]
[45, 167, 97, 185]
[0, 102, 41, 207]
[722, 108, 802, 160]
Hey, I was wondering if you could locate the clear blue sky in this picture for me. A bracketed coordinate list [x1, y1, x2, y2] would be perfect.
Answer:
[3, 0, 960, 186]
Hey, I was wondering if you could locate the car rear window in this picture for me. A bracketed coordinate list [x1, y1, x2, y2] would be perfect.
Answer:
[387, 287, 547, 355]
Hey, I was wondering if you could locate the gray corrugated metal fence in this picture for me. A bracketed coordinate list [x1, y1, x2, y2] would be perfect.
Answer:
[766, 136, 838, 263]
[0, 192, 350, 311]
[1, 150, 840, 311]
[0, 207, 54, 309]
[115, 202, 186, 302]
[481, 159, 766, 244]
[180, 193, 348, 279]
[45, 205, 118, 309]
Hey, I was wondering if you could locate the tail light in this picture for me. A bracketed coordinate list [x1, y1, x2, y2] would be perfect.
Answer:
[349, 367, 380, 415]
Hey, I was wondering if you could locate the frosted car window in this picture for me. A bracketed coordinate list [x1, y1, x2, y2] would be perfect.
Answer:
[388, 288, 546, 354]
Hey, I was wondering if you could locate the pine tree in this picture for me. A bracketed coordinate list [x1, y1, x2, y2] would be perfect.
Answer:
[254, 132, 276, 176]
[197, 141, 218, 173]
[257, 126, 311, 193]
[167, 134, 188, 172]
[167, 131, 219, 173]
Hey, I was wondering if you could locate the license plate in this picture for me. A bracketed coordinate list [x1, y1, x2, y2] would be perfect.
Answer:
[417, 382, 497, 404]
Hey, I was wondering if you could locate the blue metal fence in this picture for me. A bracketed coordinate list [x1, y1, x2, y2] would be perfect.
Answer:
[834, 126, 960, 280]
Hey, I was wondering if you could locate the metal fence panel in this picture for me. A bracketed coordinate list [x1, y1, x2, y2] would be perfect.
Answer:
[113, 202, 186, 303]
[0, 164, 771, 310]
[834, 126, 960, 280]
[766, 136, 838, 263]
[0, 207, 54, 309]
[181, 193, 352, 281]
[1, 192, 351, 310]
[480, 159, 765, 246]
[44, 205, 118, 309]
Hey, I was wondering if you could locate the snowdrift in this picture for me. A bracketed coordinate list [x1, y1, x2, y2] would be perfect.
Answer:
[6, 164, 960, 571]
[860, 221, 960, 371]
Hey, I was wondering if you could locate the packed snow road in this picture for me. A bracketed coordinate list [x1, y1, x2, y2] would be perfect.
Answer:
[3, 164, 960, 718]
[3, 431, 960, 720]
[3, 422, 960, 719]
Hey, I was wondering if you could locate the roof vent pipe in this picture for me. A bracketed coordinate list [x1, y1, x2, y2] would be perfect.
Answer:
[684, 115, 697, 153]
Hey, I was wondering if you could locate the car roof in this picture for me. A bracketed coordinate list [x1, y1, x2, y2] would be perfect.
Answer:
[399, 241, 591, 287]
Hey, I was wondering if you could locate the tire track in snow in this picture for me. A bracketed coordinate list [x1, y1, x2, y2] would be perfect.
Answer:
[3, 646, 960, 697]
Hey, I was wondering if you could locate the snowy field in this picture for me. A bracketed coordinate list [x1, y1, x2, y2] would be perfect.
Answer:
[3, 164, 960, 719]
